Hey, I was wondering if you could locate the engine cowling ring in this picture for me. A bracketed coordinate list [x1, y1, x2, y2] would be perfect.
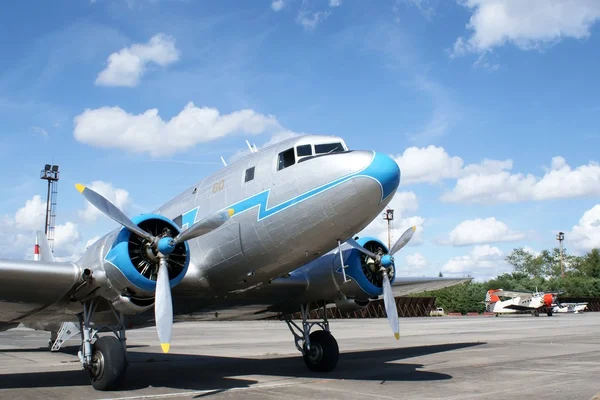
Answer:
[336, 236, 395, 298]
[103, 214, 190, 295]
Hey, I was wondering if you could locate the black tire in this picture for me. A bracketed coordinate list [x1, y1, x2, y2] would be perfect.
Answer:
[547, 310, 553, 317]
[302, 330, 339, 372]
[89, 336, 127, 391]
[533, 309, 539, 317]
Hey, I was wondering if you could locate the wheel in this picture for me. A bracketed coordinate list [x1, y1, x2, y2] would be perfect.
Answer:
[302, 330, 339, 372]
[532, 310, 539, 317]
[89, 336, 127, 391]
[547, 310, 553, 317]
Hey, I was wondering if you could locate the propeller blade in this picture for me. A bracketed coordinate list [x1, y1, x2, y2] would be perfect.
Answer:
[173, 208, 234, 244]
[389, 226, 416, 255]
[75, 184, 154, 243]
[155, 257, 173, 353]
[346, 238, 378, 259]
[382, 271, 399, 340]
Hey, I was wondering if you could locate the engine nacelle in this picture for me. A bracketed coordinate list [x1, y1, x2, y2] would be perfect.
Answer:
[79, 214, 190, 315]
[334, 298, 370, 313]
[301, 236, 395, 303]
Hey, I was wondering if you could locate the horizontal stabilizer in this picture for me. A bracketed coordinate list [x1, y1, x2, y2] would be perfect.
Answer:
[36, 231, 55, 263]
[391, 277, 472, 297]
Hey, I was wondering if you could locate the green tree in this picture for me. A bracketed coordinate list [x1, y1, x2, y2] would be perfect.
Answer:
[573, 248, 600, 278]
[505, 248, 544, 278]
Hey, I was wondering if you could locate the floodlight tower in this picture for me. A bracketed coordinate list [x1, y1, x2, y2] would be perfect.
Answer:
[557, 231, 565, 278]
[40, 164, 59, 253]
[383, 208, 394, 250]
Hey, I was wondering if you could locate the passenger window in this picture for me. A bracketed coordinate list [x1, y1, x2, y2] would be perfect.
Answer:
[297, 144, 312, 157]
[315, 142, 344, 154]
[277, 148, 295, 170]
[245, 166, 255, 182]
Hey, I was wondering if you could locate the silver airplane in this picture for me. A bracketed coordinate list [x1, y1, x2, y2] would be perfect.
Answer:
[0, 134, 470, 391]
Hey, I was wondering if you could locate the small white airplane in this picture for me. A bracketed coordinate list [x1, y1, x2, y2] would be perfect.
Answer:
[552, 302, 588, 313]
[484, 288, 559, 317]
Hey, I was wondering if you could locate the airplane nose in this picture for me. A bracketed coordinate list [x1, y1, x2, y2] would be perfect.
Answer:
[358, 151, 401, 202]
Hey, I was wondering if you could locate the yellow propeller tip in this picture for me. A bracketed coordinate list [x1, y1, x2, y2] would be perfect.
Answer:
[394, 333, 400, 340]
[411, 226, 416, 232]
[75, 183, 86, 193]
[160, 343, 170, 353]
[227, 208, 235, 217]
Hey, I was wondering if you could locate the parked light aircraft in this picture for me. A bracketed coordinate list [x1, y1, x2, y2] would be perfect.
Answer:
[0, 135, 471, 391]
[552, 302, 588, 313]
[485, 289, 558, 317]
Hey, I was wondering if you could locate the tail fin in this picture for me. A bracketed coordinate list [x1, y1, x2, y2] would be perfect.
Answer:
[35, 230, 55, 262]
[485, 289, 500, 312]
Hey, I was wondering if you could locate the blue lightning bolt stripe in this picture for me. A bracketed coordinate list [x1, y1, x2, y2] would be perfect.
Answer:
[211, 151, 398, 223]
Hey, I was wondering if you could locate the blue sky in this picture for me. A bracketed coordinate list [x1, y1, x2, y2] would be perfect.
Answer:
[1, 0, 600, 280]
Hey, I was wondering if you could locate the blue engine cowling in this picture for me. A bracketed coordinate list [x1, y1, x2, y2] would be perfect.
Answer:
[335, 236, 395, 298]
[103, 214, 190, 296]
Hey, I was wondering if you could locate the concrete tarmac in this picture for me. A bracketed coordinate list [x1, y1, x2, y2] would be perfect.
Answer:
[1, 313, 600, 400]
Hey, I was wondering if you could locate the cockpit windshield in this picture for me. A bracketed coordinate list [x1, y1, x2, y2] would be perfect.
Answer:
[277, 139, 348, 171]
[315, 142, 344, 154]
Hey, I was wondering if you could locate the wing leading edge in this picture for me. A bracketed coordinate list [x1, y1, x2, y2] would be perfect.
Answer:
[0, 259, 83, 323]
[391, 276, 473, 297]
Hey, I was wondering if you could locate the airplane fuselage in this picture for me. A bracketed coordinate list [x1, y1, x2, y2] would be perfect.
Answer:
[22, 135, 400, 326]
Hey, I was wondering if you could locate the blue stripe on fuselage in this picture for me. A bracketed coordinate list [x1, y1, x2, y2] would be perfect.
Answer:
[185, 151, 399, 224]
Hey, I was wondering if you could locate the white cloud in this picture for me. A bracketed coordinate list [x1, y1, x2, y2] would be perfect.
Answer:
[442, 244, 508, 279]
[441, 156, 600, 203]
[14, 195, 46, 231]
[448, 217, 525, 246]
[397, 0, 435, 19]
[54, 222, 80, 248]
[569, 204, 600, 253]
[271, 0, 285, 11]
[394, 145, 514, 185]
[31, 126, 48, 136]
[358, 191, 425, 249]
[73, 102, 281, 157]
[329, 0, 341, 7]
[95, 33, 180, 87]
[394, 145, 463, 184]
[405, 252, 427, 269]
[1, 195, 83, 260]
[452, 0, 600, 56]
[296, 10, 331, 30]
[78, 181, 130, 222]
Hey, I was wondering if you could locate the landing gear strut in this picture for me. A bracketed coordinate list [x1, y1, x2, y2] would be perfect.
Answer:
[78, 298, 128, 390]
[284, 302, 339, 372]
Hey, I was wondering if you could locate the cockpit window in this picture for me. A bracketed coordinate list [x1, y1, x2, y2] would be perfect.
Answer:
[315, 142, 344, 154]
[297, 144, 312, 157]
[277, 148, 295, 170]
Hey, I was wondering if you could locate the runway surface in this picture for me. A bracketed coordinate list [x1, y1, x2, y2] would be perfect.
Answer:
[1, 313, 600, 400]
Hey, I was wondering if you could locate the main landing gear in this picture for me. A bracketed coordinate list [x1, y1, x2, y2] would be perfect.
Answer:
[284, 302, 339, 372]
[77, 298, 128, 390]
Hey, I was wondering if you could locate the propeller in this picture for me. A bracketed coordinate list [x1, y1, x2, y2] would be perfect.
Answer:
[346, 226, 416, 340]
[75, 183, 233, 353]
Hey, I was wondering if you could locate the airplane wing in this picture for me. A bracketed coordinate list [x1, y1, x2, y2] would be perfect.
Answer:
[0, 258, 83, 323]
[493, 289, 532, 298]
[391, 277, 472, 297]
[503, 304, 537, 311]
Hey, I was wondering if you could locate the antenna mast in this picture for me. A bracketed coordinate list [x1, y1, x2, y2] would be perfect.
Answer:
[40, 164, 59, 253]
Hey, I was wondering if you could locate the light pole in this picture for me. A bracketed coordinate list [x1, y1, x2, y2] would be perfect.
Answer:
[556, 231, 565, 278]
[383, 208, 394, 250]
